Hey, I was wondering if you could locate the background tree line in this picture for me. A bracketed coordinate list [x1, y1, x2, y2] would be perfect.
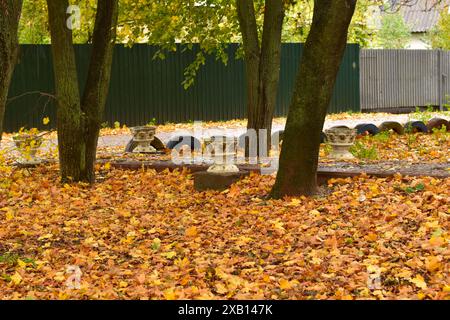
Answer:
[1, 0, 446, 197]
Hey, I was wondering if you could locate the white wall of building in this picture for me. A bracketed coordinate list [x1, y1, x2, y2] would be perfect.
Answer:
[406, 33, 431, 49]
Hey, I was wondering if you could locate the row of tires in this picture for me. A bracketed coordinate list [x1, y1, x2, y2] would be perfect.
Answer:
[125, 118, 450, 152]
[338, 118, 450, 136]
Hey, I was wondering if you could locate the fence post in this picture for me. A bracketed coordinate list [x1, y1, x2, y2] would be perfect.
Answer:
[438, 49, 444, 111]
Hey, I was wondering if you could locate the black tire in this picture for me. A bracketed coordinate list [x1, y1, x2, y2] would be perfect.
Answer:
[355, 123, 380, 136]
[210, 135, 234, 142]
[271, 130, 284, 144]
[238, 133, 247, 149]
[404, 121, 428, 133]
[152, 136, 166, 150]
[166, 135, 201, 151]
[426, 118, 450, 132]
[320, 132, 327, 143]
[125, 136, 165, 152]
[238, 131, 281, 149]
[378, 121, 405, 135]
[329, 125, 350, 129]
[125, 139, 138, 153]
[269, 130, 325, 144]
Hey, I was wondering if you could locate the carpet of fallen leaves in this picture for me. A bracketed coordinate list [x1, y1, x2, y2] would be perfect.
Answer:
[0, 162, 449, 300]
[320, 131, 450, 163]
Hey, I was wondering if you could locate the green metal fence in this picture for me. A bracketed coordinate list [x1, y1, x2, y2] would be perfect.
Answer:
[4, 43, 360, 132]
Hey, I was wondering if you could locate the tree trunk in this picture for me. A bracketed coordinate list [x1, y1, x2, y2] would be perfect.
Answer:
[47, 0, 85, 182]
[47, 0, 118, 183]
[0, 0, 23, 142]
[271, 0, 357, 198]
[80, 1, 118, 182]
[254, 0, 284, 151]
[236, 0, 284, 156]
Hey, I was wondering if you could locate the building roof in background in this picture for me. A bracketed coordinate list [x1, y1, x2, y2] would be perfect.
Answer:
[399, 0, 450, 33]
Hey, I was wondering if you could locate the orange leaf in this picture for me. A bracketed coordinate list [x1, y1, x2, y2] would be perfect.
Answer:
[279, 279, 292, 290]
[185, 226, 198, 237]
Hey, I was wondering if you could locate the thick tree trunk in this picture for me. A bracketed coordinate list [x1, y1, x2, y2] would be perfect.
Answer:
[271, 0, 357, 198]
[0, 0, 23, 142]
[47, 0, 118, 183]
[47, 0, 85, 182]
[236, 0, 284, 156]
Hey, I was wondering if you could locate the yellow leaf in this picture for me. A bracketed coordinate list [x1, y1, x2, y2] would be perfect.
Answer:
[287, 198, 301, 207]
[104, 162, 111, 170]
[161, 251, 177, 259]
[367, 265, 380, 274]
[429, 236, 444, 247]
[215, 282, 228, 294]
[185, 226, 198, 237]
[410, 275, 427, 289]
[11, 272, 22, 285]
[309, 209, 321, 216]
[279, 278, 292, 290]
[366, 232, 377, 242]
[130, 217, 140, 226]
[175, 257, 190, 269]
[163, 289, 177, 300]
[271, 219, 285, 232]
[425, 256, 441, 272]
[5, 209, 14, 221]
[54, 273, 66, 282]
[119, 281, 128, 288]
[42, 117, 50, 125]
[17, 259, 27, 269]
[120, 210, 131, 218]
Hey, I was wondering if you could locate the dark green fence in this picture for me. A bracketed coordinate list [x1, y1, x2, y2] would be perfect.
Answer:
[4, 44, 360, 132]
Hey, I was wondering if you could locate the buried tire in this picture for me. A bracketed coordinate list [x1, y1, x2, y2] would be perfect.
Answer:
[125, 136, 165, 152]
[269, 130, 326, 144]
[378, 121, 405, 135]
[271, 130, 284, 145]
[354, 123, 380, 136]
[166, 135, 201, 151]
[238, 132, 283, 150]
[404, 121, 428, 133]
[426, 118, 450, 132]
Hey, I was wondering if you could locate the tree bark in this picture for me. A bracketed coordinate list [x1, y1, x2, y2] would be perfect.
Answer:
[271, 0, 357, 198]
[81, 0, 118, 182]
[47, 0, 118, 183]
[0, 0, 23, 142]
[47, 0, 84, 182]
[236, 0, 284, 156]
[255, 0, 284, 151]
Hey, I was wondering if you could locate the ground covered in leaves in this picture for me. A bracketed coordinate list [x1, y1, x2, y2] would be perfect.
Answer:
[0, 164, 448, 300]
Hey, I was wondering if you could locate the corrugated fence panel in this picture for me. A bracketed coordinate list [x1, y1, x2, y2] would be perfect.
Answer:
[5, 43, 360, 132]
[329, 44, 360, 114]
[442, 51, 450, 106]
[5, 46, 56, 131]
[361, 49, 450, 111]
[275, 44, 360, 116]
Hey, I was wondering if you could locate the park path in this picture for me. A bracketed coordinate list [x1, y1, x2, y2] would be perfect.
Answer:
[2, 113, 449, 152]
[96, 113, 450, 148]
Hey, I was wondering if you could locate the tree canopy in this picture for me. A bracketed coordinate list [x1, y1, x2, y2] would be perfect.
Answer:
[431, 8, 450, 50]
[19, 0, 375, 47]
[375, 12, 411, 49]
